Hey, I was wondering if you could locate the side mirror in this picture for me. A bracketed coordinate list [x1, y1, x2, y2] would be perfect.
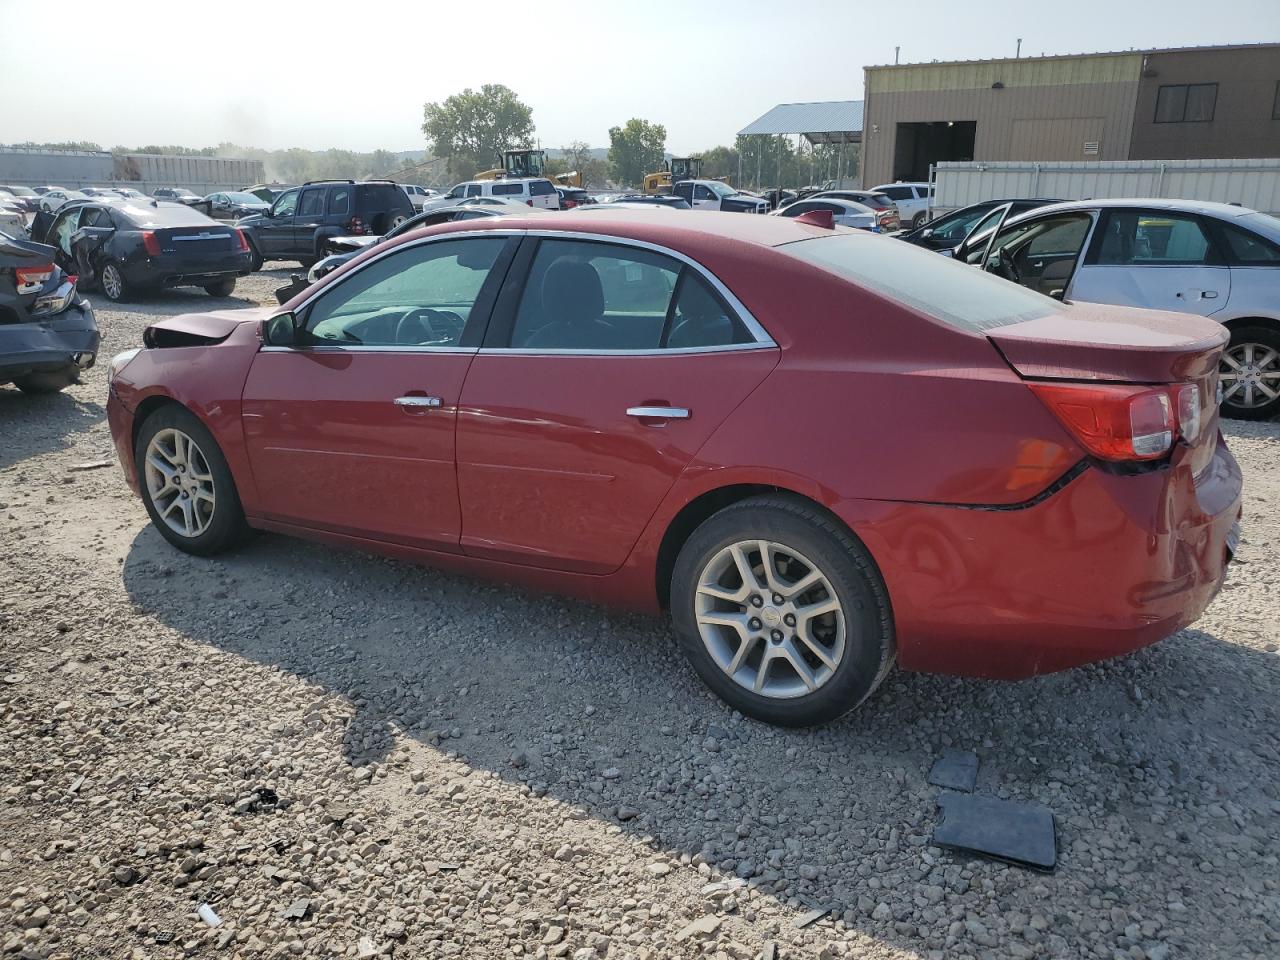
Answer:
[920, 227, 934, 238]
[937, 248, 955, 259]
[263, 311, 302, 345]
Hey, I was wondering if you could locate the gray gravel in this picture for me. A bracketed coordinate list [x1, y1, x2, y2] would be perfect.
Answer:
[1, 269, 1278, 959]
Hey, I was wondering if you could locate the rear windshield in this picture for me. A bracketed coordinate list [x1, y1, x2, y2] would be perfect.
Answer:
[114, 202, 220, 229]
[780, 234, 1061, 332]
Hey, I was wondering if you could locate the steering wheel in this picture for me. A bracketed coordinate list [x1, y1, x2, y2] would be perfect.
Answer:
[987, 248, 1021, 284]
[393, 308, 460, 345]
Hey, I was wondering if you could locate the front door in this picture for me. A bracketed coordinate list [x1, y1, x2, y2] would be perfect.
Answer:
[456, 236, 778, 574]
[242, 234, 515, 550]
[1069, 208, 1230, 317]
[981, 210, 1095, 299]
[258, 188, 299, 256]
[293, 187, 327, 257]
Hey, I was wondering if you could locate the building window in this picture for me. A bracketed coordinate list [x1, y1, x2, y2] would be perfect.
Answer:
[1155, 83, 1217, 123]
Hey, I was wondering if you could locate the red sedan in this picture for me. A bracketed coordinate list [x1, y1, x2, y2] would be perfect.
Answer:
[106, 211, 1242, 726]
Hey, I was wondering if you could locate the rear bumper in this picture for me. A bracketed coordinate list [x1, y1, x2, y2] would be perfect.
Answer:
[124, 252, 252, 288]
[846, 437, 1243, 679]
[0, 301, 99, 383]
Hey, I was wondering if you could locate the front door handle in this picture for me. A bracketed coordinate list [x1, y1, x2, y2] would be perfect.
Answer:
[627, 406, 690, 420]
[1201, 290, 1219, 300]
[394, 396, 443, 408]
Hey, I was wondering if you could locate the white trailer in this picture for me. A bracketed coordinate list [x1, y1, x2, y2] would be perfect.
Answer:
[931, 158, 1280, 216]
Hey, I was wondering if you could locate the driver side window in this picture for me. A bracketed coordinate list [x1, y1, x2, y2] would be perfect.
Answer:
[272, 190, 299, 218]
[302, 238, 506, 348]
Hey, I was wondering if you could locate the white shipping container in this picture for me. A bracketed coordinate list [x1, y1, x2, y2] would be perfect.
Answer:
[931, 158, 1280, 216]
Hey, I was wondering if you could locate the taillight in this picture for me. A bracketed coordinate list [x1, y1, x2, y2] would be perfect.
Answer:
[526, 199, 534, 206]
[1176, 383, 1202, 444]
[564, 199, 578, 209]
[1030, 383, 1176, 462]
[347, 216, 365, 235]
[14, 264, 54, 290]
[230, 228, 249, 252]
[142, 231, 162, 256]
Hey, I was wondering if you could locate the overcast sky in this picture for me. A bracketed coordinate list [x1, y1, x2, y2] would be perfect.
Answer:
[1, 0, 1276, 155]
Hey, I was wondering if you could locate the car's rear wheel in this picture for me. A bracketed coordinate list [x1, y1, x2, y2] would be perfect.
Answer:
[670, 495, 895, 727]
[203, 278, 236, 297]
[911, 212, 927, 229]
[1220, 325, 1280, 420]
[245, 237, 263, 272]
[99, 261, 130, 302]
[14, 368, 77, 394]
[135, 406, 250, 556]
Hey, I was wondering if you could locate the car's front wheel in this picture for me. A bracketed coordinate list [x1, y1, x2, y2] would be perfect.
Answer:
[670, 495, 895, 727]
[1220, 325, 1280, 420]
[135, 405, 250, 556]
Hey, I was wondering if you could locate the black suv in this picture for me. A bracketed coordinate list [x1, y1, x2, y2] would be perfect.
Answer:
[237, 180, 414, 269]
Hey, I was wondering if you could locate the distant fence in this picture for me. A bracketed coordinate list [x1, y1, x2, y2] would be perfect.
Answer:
[932, 158, 1280, 215]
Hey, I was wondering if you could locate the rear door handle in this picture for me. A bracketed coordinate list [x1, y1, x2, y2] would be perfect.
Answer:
[1201, 290, 1219, 299]
[395, 396, 443, 408]
[627, 406, 690, 419]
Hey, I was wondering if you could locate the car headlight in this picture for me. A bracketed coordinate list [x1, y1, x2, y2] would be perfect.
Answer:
[108, 348, 141, 381]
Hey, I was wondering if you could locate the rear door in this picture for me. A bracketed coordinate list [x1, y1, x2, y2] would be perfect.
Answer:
[1070, 208, 1229, 316]
[455, 236, 779, 574]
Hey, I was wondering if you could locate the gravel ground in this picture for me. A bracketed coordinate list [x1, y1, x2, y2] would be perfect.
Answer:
[1, 270, 1278, 960]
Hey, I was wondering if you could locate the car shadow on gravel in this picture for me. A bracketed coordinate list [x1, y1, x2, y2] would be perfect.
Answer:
[121, 524, 1280, 951]
[0, 386, 105, 470]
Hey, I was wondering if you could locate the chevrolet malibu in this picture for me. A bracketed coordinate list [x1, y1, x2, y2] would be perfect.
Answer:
[106, 212, 1242, 726]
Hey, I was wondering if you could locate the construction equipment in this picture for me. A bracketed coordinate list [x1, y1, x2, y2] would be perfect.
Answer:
[642, 157, 727, 195]
[474, 149, 583, 189]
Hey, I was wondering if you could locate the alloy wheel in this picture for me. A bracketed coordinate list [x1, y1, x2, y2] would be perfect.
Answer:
[1221, 342, 1280, 410]
[694, 539, 846, 699]
[144, 428, 216, 538]
[101, 264, 123, 300]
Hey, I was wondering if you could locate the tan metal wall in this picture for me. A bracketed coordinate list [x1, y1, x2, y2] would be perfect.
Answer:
[862, 53, 1143, 187]
[1130, 46, 1280, 160]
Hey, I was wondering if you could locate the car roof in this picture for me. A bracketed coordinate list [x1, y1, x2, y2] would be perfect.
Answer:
[420, 208, 851, 249]
[1009, 197, 1259, 220]
[795, 198, 872, 212]
[871, 181, 929, 189]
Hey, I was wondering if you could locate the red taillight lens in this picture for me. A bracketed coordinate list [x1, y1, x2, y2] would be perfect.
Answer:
[564, 199, 578, 209]
[14, 264, 54, 288]
[1176, 383, 1202, 444]
[526, 199, 534, 206]
[347, 216, 365, 235]
[1030, 383, 1175, 462]
[230, 228, 249, 253]
[142, 231, 162, 256]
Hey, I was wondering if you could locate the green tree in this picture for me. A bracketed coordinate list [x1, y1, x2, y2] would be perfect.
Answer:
[368, 149, 400, 177]
[607, 119, 666, 187]
[422, 84, 534, 178]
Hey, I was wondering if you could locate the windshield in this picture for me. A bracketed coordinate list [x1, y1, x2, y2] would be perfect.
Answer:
[780, 233, 1061, 332]
[928, 204, 1001, 242]
[708, 181, 736, 198]
[8, 187, 35, 197]
[224, 192, 262, 203]
[1239, 211, 1280, 242]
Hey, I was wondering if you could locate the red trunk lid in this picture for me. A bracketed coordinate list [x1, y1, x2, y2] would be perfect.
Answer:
[988, 301, 1226, 384]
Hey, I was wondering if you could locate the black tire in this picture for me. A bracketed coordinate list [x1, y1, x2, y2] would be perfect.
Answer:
[1220, 324, 1280, 421]
[911, 212, 927, 229]
[14, 368, 77, 394]
[245, 237, 264, 272]
[297, 256, 316, 270]
[203, 278, 236, 297]
[670, 495, 895, 727]
[99, 261, 131, 302]
[134, 405, 251, 556]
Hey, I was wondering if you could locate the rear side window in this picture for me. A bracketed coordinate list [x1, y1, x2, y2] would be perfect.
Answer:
[781, 233, 1060, 332]
[529, 180, 555, 196]
[329, 187, 352, 215]
[1217, 220, 1280, 264]
[491, 183, 522, 196]
[1095, 211, 1211, 265]
[298, 190, 325, 216]
[879, 186, 912, 201]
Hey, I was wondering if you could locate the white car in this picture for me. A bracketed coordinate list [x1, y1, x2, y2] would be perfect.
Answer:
[399, 184, 440, 210]
[0, 200, 26, 235]
[870, 182, 933, 229]
[38, 189, 88, 213]
[956, 198, 1280, 420]
[671, 180, 769, 213]
[772, 197, 879, 231]
[424, 178, 560, 211]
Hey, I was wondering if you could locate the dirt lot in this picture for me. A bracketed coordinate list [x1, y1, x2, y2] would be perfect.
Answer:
[1, 270, 1278, 960]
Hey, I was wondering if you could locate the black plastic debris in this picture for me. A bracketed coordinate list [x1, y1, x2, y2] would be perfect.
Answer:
[928, 748, 979, 793]
[280, 898, 312, 920]
[155, 931, 175, 944]
[793, 906, 831, 929]
[933, 792, 1057, 871]
[251, 786, 279, 810]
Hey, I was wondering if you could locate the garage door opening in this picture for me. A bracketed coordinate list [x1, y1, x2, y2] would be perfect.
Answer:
[892, 121, 976, 181]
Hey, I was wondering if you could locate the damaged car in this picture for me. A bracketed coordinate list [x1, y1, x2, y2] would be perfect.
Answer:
[37, 200, 253, 302]
[1, 230, 98, 394]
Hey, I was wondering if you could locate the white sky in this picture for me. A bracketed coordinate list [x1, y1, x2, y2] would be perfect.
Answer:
[1, 0, 1276, 155]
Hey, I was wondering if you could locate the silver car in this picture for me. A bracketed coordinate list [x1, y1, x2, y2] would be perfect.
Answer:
[956, 198, 1280, 419]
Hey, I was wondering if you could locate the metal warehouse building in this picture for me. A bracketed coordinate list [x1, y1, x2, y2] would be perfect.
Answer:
[860, 43, 1280, 188]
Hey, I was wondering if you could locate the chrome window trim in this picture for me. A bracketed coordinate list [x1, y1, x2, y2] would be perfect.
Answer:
[478, 344, 774, 357]
[260, 345, 477, 355]
[282, 227, 777, 354]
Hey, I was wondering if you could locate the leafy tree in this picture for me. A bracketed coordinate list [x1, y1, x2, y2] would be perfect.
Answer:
[422, 84, 534, 178]
[6, 140, 103, 152]
[368, 149, 400, 177]
[607, 119, 666, 187]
